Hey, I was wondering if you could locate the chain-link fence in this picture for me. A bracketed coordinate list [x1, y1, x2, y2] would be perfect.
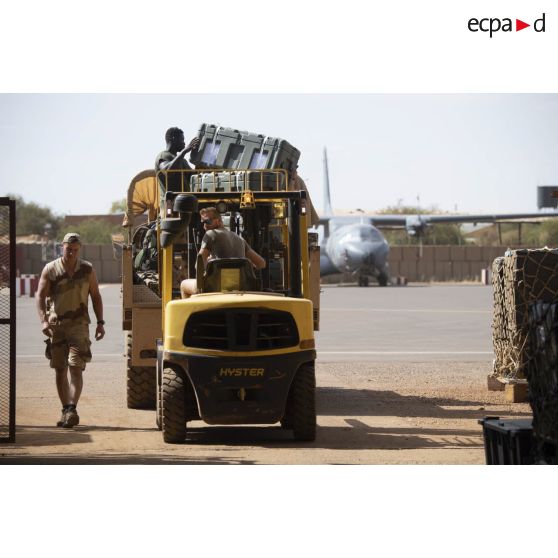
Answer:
[0, 197, 15, 443]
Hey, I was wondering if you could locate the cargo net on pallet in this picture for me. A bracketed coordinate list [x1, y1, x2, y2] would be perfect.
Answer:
[491, 248, 558, 382]
[527, 302, 558, 463]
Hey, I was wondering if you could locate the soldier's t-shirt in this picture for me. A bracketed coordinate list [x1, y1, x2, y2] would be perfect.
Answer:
[44, 257, 93, 325]
[155, 150, 194, 204]
[201, 228, 250, 260]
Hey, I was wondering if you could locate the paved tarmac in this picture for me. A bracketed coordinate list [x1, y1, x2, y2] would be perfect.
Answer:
[317, 283, 493, 362]
[15, 283, 494, 364]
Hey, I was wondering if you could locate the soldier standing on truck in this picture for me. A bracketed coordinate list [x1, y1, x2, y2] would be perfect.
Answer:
[36, 233, 105, 428]
[155, 127, 200, 212]
[180, 207, 266, 298]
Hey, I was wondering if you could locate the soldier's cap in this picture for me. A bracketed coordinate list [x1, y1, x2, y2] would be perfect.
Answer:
[62, 232, 81, 244]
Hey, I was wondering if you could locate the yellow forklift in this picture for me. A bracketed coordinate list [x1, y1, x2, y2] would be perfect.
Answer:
[122, 168, 320, 443]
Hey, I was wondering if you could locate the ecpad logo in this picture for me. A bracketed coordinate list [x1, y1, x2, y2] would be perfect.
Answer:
[468, 13, 546, 37]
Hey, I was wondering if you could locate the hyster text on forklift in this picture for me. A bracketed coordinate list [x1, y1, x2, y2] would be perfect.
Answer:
[121, 166, 320, 443]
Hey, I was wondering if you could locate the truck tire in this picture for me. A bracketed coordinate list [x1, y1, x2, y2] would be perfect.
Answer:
[162, 367, 187, 443]
[126, 333, 156, 410]
[155, 365, 162, 431]
[291, 362, 316, 441]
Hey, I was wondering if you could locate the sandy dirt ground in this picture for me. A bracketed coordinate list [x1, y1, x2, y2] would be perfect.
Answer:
[0, 358, 529, 464]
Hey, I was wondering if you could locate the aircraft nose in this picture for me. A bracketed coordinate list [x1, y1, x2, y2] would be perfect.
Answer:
[344, 242, 376, 267]
[363, 251, 376, 266]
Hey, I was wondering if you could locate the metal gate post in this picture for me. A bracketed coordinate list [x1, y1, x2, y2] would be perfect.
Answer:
[0, 197, 16, 443]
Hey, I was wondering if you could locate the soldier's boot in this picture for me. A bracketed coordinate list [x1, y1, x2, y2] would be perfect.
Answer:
[63, 405, 80, 428]
[56, 406, 68, 427]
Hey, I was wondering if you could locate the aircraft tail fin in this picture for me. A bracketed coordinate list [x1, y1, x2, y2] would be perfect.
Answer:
[323, 147, 333, 216]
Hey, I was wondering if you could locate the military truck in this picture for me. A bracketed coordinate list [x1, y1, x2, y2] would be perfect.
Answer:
[121, 167, 320, 443]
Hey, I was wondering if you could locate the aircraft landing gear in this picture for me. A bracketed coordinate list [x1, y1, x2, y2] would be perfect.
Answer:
[358, 275, 369, 287]
[378, 272, 389, 287]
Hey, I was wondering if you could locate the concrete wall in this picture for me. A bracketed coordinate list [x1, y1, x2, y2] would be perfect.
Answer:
[322, 245, 514, 283]
[386, 245, 509, 282]
[16, 243, 122, 283]
[16, 243, 513, 283]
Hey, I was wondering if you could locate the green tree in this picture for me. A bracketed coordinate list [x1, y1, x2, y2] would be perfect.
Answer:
[530, 220, 558, 247]
[377, 205, 466, 245]
[464, 222, 551, 247]
[9, 194, 63, 237]
[377, 204, 438, 215]
[109, 198, 127, 213]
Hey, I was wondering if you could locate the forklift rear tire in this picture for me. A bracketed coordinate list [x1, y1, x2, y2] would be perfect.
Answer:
[162, 367, 187, 443]
[291, 362, 316, 441]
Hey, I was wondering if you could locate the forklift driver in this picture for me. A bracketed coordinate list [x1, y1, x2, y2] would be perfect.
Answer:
[180, 207, 266, 298]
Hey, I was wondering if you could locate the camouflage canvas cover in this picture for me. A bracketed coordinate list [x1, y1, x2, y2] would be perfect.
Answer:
[123, 170, 159, 226]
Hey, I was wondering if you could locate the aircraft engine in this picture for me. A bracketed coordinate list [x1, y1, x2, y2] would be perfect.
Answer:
[405, 215, 428, 236]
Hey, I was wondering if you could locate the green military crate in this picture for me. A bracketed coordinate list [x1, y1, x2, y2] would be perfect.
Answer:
[190, 170, 288, 192]
[191, 123, 300, 174]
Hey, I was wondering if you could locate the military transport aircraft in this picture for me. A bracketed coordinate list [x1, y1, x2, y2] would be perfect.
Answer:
[317, 148, 558, 286]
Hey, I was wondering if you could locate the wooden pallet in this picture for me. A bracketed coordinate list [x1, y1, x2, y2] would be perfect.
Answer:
[487, 375, 529, 403]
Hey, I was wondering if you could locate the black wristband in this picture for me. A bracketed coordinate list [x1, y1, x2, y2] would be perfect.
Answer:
[97, 320, 105, 325]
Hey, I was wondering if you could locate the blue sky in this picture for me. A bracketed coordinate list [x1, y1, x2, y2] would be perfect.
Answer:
[1, 93, 557, 216]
